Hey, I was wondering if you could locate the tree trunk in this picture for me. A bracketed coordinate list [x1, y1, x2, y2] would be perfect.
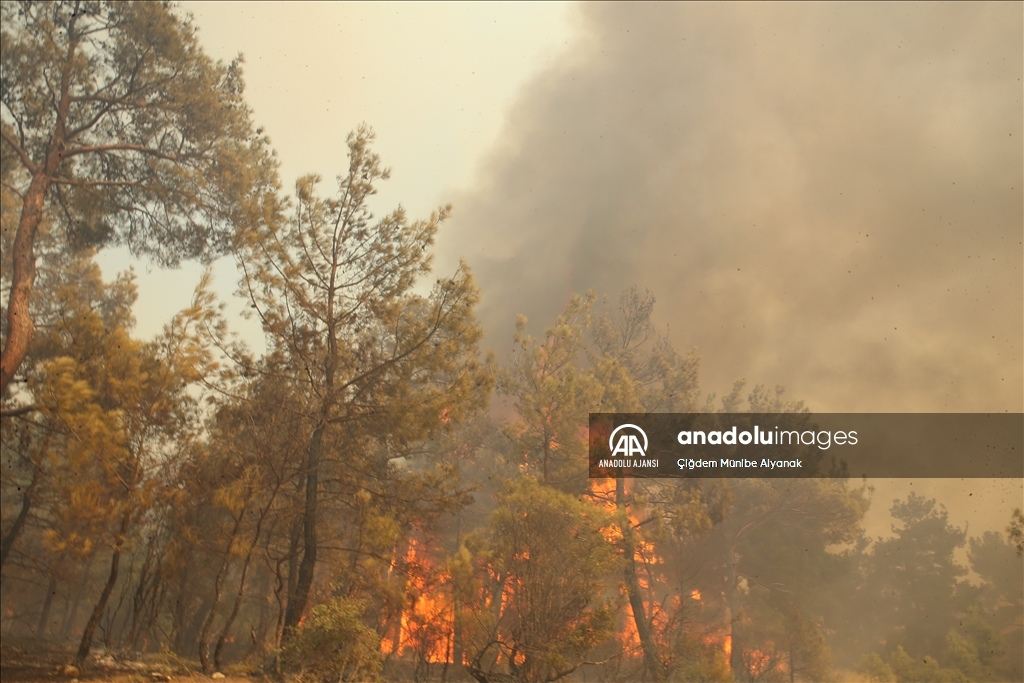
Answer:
[1, 172, 46, 394]
[198, 578, 224, 673]
[616, 479, 662, 681]
[213, 566, 246, 670]
[62, 593, 82, 638]
[36, 575, 58, 637]
[0, 485, 32, 570]
[726, 536, 744, 681]
[214, 521, 262, 669]
[171, 553, 194, 653]
[199, 511, 245, 673]
[128, 536, 162, 650]
[76, 508, 131, 664]
[281, 421, 325, 640]
[1, 4, 77, 394]
[451, 518, 466, 677]
[271, 555, 288, 648]
[452, 582, 465, 675]
[61, 560, 93, 639]
[214, 476, 281, 664]
[542, 428, 551, 486]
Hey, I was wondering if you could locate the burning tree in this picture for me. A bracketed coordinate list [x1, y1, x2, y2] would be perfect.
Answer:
[237, 124, 491, 643]
[464, 477, 617, 683]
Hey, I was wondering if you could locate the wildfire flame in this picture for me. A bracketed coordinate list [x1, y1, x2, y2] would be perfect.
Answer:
[380, 539, 455, 663]
[745, 647, 776, 679]
[378, 479, 736, 673]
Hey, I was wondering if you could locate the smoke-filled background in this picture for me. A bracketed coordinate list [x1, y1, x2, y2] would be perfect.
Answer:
[437, 2, 1022, 415]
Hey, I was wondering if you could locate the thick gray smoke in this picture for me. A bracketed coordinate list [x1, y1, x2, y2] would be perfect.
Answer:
[437, 2, 1022, 413]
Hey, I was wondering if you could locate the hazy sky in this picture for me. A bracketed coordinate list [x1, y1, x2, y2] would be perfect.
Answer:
[99, 1, 579, 345]
[95, 3, 1022, 536]
[100, 1, 1022, 414]
[434, 2, 1022, 416]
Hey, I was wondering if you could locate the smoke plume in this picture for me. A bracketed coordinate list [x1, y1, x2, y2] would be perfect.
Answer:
[438, 2, 1022, 413]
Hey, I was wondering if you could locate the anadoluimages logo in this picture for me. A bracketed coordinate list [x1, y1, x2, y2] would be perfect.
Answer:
[609, 424, 648, 458]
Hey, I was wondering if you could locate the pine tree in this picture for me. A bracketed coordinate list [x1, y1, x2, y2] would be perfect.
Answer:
[239, 125, 490, 641]
[0, 0, 278, 394]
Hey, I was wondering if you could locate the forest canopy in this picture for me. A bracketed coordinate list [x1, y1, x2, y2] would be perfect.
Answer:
[2, 3, 1021, 683]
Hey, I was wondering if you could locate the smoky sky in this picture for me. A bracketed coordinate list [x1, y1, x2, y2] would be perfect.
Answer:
[436, 2, 1022, 413]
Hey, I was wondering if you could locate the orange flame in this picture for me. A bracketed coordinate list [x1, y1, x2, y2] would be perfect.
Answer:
[746, 648, 774, 678]
[381, 539, 455, 663]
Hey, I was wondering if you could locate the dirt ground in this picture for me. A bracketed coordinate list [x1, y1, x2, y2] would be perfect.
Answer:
[1, 671, 255, 683]
[0, 642, 259, 683]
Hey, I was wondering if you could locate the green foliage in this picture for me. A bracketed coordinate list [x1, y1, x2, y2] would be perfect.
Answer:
[238, 124, 491, 638]
[670, 637, 732, 683]
[857, 653, 897, 683]
[779, 603, 833, 682]
[868, 494, 968, 658]
[280, 597, 383, 682]
[0, 0, 278, 261]
[467, 477, 617, 683]
[1008, 508, 1024, 556]
[590, 287, 700, 414]
[241, 124, 491, 443]
[705, 476, 863, 678]
[858, 609, 1014, 683]
[945, 606, 1013, 683]
[0, 244, 223, 659]
[968, 530, 1023, 604]
[499, 293, 601, 492]
[966, 530, 1023, 679]
[885, 645, 970, 683]
[0, 0, 278, 395]
[27, 254, 167, 547]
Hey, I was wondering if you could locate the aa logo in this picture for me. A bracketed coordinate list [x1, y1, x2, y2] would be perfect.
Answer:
[609, 424, 648, 458]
